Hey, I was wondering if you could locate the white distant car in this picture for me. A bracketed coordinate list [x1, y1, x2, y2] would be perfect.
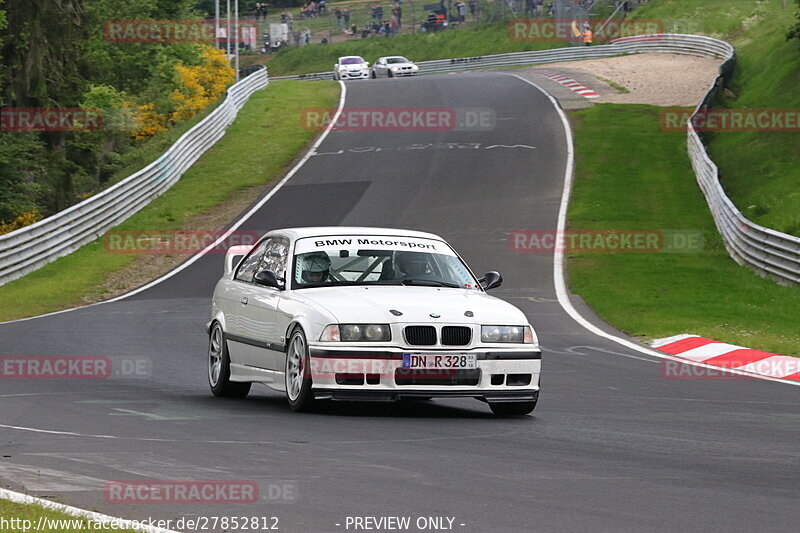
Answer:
[371, 56, 419, 78]
[207, 227, 541, 416]
[333, 56, 370, 80]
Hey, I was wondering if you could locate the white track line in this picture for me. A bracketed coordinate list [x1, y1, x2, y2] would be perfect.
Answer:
[0, 81, 347, 326]
[0, 487, 179, 533]
[506, 73, 798, 388]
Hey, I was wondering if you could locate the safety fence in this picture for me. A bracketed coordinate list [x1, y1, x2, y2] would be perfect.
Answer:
[0, 67, 269, 286]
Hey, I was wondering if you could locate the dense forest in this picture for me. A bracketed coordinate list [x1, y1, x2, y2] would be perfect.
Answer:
[0, 0, 247, 234]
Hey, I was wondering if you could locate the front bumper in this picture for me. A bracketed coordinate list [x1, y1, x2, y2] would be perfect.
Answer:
[339, 70, 369, 79]
[307, 345, 541, 400]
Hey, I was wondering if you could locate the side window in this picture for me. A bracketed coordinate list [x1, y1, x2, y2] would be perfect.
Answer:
[234, 239, 271, 283]
[258, 237, 289, 279]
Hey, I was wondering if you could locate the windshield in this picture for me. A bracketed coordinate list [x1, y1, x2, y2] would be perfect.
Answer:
[340, 57, 364, 65]
[292, 235, 480, 290]
[386, 57, 410, 64]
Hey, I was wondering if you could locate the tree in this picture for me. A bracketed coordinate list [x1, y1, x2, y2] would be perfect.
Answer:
[789, 0, 800, 41]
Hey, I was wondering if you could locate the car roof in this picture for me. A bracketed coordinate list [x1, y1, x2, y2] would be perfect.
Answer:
[268, 226, 445, 242]
[381, 56, 410, 60]
[339, 56, 364, 60]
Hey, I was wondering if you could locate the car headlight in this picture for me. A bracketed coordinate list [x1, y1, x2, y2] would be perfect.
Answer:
[338, 66, 347, 71]
[411, 65, 419, 70]
[481, 325, 534, 343]
[391, 67, 400, 71]
[320, 324, 391, 342]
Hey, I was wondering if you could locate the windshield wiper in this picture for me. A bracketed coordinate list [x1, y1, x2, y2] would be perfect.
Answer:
[401, 279, 461, 288]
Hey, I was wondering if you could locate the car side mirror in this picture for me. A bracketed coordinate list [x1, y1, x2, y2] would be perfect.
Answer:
[254, 270, 284, 290]
[479, 271, 502, 290]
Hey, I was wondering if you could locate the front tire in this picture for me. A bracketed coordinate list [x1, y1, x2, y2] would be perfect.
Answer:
[489, 400, 536, 416]
[208, 322, 251, 398]
[285, 327, 315, 411]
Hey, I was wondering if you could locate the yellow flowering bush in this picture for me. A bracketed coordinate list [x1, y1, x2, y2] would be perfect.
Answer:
[130, 103, 169, 141]
[0, 210, 42, 235]
[170, 45, 235, 123]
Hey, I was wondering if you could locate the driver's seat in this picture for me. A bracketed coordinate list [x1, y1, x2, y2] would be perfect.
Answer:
[378, 258, 395, 280]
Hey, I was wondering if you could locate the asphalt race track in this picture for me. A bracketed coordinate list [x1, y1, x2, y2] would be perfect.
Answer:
[1, 73, 798, 533]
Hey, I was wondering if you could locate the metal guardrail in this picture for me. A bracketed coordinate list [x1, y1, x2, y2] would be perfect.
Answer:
[276, 33, 799, 285]
[0, 67, 269, 286]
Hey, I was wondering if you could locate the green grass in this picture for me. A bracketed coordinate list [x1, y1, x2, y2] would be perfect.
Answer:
[103, 97, 223, 189]
[267, 21, 565, 75]
[567, 104, 800, 356]
[0, 81, 340, 321]
[0, 500, 140, 532]
[597, 76, 630, 93]
[631, 0, 800, 235]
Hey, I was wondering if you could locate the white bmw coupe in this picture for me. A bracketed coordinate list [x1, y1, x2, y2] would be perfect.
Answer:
[207, 227, 541, 415]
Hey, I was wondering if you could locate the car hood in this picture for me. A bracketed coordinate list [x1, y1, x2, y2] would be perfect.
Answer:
[387, 63, 415, 68]
[293, 286, 528, 325]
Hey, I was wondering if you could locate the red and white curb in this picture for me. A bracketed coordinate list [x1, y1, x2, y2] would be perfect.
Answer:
[536, 70, 600, 98]
[652, 334, 800, 381]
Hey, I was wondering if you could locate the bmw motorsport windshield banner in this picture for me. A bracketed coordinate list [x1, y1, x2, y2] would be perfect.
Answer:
[294, 235, 455, 256]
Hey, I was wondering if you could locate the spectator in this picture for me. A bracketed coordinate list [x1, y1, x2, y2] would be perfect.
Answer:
[350, 22, 358, 36]
[319, 0, 327, 15]
[392, 3, 403, 28]
[344, 9, 351, 27]
[335, 8, 343, 30]
[468, 0, 477, 20]
[457, 1, 467, 23]
[304, 28, 311, 44]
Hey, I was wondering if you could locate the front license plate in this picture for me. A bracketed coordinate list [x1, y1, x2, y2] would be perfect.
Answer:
[402, 353, 477, 370]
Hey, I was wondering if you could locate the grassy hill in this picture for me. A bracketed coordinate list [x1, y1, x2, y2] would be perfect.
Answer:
[632, 0, 800, 236]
